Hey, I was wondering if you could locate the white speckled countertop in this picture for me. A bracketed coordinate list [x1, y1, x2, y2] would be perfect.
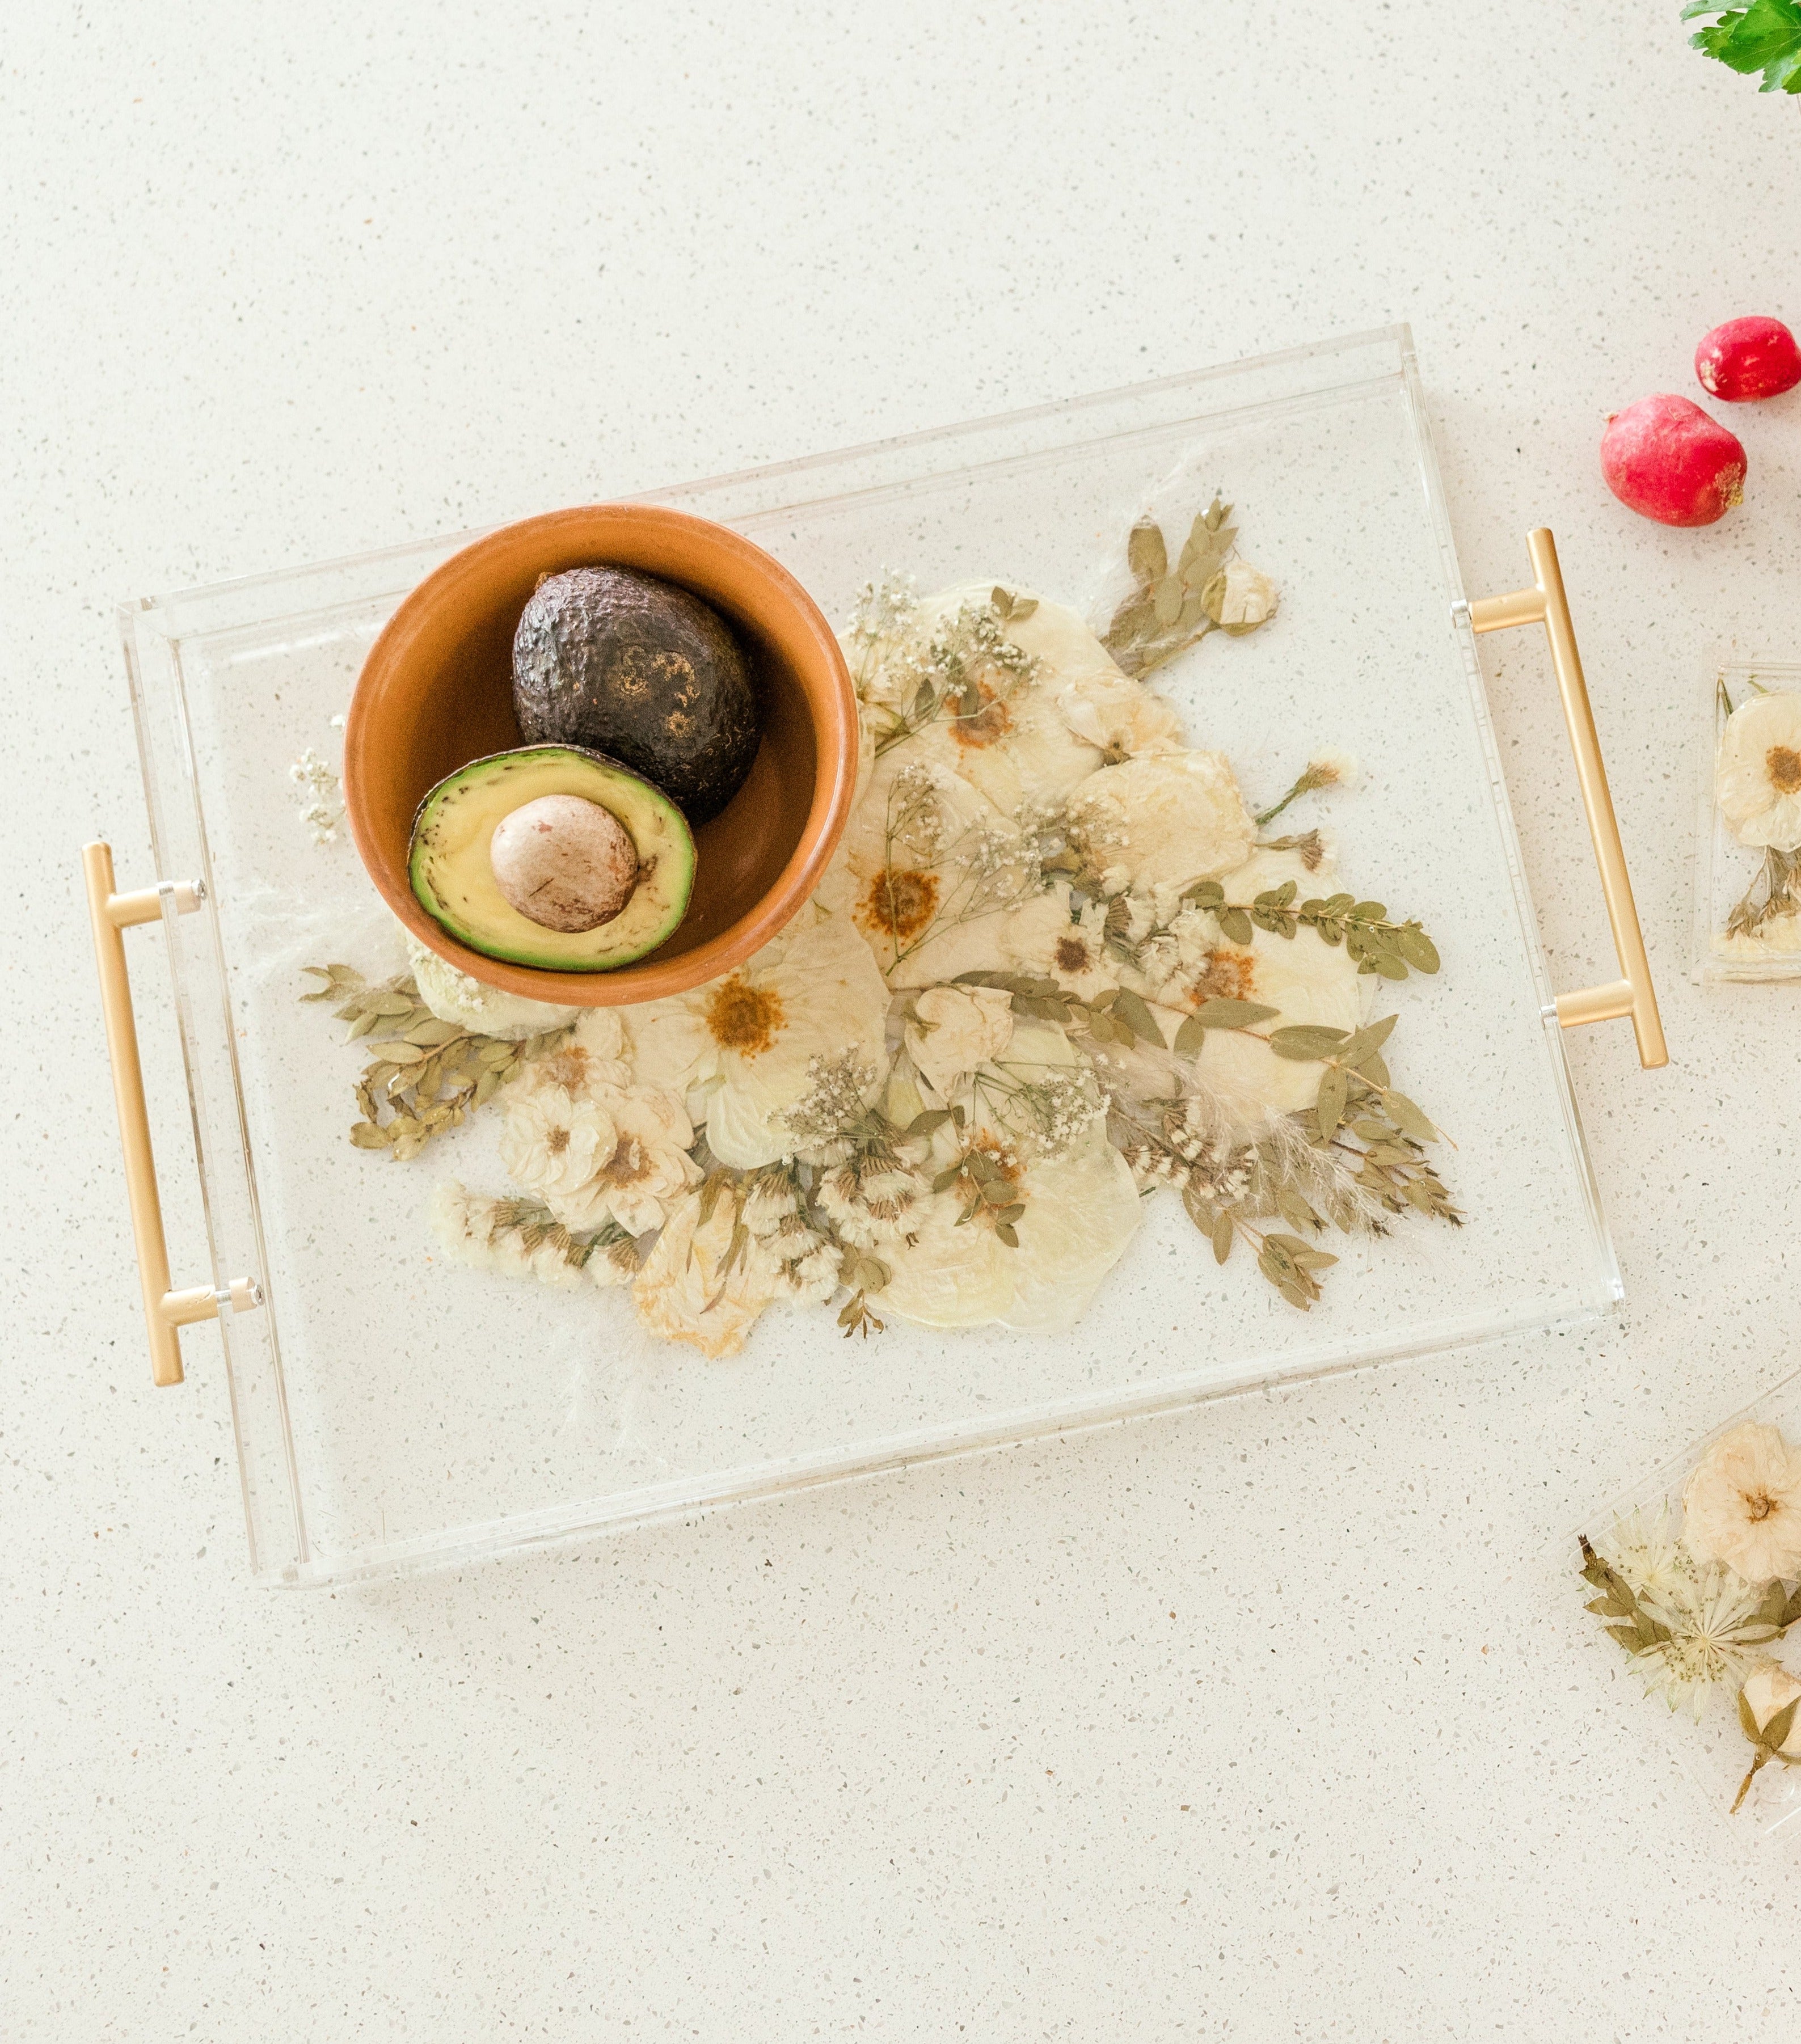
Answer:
[9, 4, 1801, 2035]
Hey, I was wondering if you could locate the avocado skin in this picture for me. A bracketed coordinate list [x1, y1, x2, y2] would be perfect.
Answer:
[512, 567, 760, 826]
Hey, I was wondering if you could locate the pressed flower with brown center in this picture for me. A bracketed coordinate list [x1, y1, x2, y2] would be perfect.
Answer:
[537, 1045, 594, 1092]
[547, 1126, 571, 1156]
[705, 975, 784, 1059]
[1768, 745, 1801, 795]
[1189, 947, 1258, 1004]
[1746, 1488, 1778, 1522]
[950, 681, 1013, 750]
[862, 869, 939, 943]
[1055, 933, 1096, 975]
[598, 1137, 651, 1188]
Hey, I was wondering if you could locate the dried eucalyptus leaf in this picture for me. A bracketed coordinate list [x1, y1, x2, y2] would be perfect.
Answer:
[1396, 926, 1441, 973]
[1268, 1024, 1350, 1062]
[1153, 575, 1184, 627]
[994, 1223, 1019, 1248]
[1112, 989, 1166, 1047]
[1174, 1013, 1208, 1059]
[368, 1039, 427, 1064]
[1127, 520, 1167, 586]
[1217, 908, 1254, 945]
[349, 1121, 388, 1150]
[1190, 997, 1279, 1029]
[1384, 1091, 1439, 1143]
[1211, 1210, 1234, 1264]
[1315, 1067, 1348, 1143]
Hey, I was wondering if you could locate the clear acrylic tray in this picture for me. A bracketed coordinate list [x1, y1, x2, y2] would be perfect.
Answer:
[1566, 1375, 1801, 1846]
[116, 327, 1633, 1585]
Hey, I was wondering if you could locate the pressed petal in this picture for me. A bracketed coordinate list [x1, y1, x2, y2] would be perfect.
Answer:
[1717, 692, 1801, 849]
[1066, 751, 1256, 890]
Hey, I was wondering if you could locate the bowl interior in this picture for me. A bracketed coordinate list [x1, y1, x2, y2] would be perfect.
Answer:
[345, 506, 852, 1005]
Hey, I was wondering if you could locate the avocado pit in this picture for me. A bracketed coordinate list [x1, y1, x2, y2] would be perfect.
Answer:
[490, 793, 639, 932]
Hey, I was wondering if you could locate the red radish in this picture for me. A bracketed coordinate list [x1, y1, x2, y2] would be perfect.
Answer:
[1695, 316, 1801, 402]
[1600, 394, 1746, 527]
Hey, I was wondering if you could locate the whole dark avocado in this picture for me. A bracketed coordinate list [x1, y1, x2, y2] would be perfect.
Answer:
[512, 566, 761, 825]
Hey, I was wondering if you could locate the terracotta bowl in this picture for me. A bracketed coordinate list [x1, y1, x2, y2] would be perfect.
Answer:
[343, 504, 858, 1007]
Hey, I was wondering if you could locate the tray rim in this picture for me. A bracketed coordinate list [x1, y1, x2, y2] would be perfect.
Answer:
[120, 323, 1622, 1587]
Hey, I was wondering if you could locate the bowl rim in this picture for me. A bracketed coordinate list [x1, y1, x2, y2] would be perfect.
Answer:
[343, 502, 858, 1008]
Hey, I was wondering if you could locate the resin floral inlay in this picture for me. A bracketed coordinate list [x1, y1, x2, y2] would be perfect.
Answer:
[1577, 1420, 1801, 1816]
[309, 495, 1460, 1356]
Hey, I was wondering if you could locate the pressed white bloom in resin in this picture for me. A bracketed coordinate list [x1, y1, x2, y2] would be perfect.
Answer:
[905, 984, 1015, 1098]
[1716, 692, 1801, 848]
[1003, 887, 1120, 1002]
[1682, 1422, 1801, 1584]
[624, 911, 891, 1169]
[1633, 1564, 1782, 1718]
[879, 1020, 1138, 1333]
[1741, 1659, 1801, 1756]
[1204, 558, 1279, 630]
[1066, 751, 1256, 891]
[499, 1088, 621, 1209]
[631, 1187, 781, 1359]
[1134, 850, 1367, 1119]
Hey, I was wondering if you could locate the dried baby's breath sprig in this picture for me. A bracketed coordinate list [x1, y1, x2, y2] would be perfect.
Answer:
[1101, 497, 1275, 679]
[301, 963, 573, 1161]
[288, 745, 343, 845]
[1179, 877, 1441, 981]
[845, 569, 920, 648]
[868, 595, 1041, 757]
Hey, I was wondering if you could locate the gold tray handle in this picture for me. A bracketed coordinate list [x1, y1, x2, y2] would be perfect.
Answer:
[82, 842, 261, 1386]
[1467, 530, 1668, 1071]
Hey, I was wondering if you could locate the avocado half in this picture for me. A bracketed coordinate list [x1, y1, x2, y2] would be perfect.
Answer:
[408, 745, 695, 972]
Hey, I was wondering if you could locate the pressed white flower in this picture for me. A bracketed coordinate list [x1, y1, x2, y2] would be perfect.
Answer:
[1003, 886, 1120, 1002]
[624, 910, 891, 1168]
[1065, 750, 1256, 891]
[1633, 1563, 1782, 1718]
[547, 1080, 700, 1236]
[741, 1172, 800, 1235]
[874, 585, 1170, 811]
[879, 1020, 1139, 1332]
[906, 984, 1015, 1097]
[498, 1087, 620, 1207]
[1133, 852, 1368, 1120]
[406, 935, 581, 1042]
[1596, 1504, 1697, 1605]
[836, 751, 1018, 985]
[1682, 1422, 1801, 1583]
[509, 1010, 632, 1100]
[631, 1187, 781, 1359]
[814, 1154, 928, 1252]
[1741, 1659, 1801, 1756]
[1716, 692, 1801, 849]
[781, 1243, 844, 1307]
[1204, 558, 1277, 630]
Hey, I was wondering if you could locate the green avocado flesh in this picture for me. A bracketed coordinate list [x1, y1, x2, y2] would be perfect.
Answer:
[408, 746, 695, 971]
